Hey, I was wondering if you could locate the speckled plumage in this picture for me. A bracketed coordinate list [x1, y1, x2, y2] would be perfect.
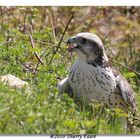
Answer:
[58, 32, 136, 114]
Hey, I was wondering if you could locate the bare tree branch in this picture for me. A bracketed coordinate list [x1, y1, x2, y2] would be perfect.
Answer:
[48, 12, 75, 64]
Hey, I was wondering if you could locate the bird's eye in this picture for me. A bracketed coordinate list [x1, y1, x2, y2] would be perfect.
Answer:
[80, 38, 87, 44]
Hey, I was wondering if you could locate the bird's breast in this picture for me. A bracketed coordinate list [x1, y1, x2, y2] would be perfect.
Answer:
[68, 61, 117, 103]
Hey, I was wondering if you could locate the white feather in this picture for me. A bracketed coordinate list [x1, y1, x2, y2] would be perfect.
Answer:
[58, 77, 69, 95]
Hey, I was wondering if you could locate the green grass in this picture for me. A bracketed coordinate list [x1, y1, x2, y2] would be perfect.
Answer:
[0, 83, 131, 134]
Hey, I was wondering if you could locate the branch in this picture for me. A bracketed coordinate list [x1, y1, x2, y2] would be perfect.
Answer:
[110, 60, 140, 76]
[34, 50, 48, 73]
[0, 8, 16, 16]
[48, 12, 75, 64]
[29, 34, 44, 65]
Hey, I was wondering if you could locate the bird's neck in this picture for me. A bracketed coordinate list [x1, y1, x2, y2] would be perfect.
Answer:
[76, 49, 110, 67]
[86, 52, 110, 67]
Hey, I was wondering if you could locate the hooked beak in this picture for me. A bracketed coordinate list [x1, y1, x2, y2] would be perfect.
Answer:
[67, 36, 78, 52]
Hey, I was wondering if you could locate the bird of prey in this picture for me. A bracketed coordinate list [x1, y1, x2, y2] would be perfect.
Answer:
[58, 32, 136, 114]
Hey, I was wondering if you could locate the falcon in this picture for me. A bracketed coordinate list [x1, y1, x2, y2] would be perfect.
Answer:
[58, 32, 136, 114]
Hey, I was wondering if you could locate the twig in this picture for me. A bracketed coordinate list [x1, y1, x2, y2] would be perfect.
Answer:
[23, 11, 27, 34]
[40, 7, 47, 31]
[34, 39, 56, 46]
[48, 12, 75, 64]
[29, 34, 44, 65]
[34, 50, 48, 73]
[0, 7, 16, 16]
[110, 60, 140, 76]
[46, 8, 56, 40]
[22, 36, 56, 46]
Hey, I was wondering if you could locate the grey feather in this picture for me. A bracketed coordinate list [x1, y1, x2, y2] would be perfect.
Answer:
[118, 75, 137, 113]
[58, 77, 73, 97]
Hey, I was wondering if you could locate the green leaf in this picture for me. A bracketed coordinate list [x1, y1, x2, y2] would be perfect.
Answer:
[123, 72, 136, 78]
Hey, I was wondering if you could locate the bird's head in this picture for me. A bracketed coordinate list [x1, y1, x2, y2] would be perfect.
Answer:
[67, 32, 108, 66]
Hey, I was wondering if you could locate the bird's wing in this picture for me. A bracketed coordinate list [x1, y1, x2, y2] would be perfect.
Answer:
[58, 77, 73, 97]
[118, 75, 137, 113]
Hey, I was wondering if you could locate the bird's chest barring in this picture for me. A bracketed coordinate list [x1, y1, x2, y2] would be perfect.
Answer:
[69, 65, 116, 99]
